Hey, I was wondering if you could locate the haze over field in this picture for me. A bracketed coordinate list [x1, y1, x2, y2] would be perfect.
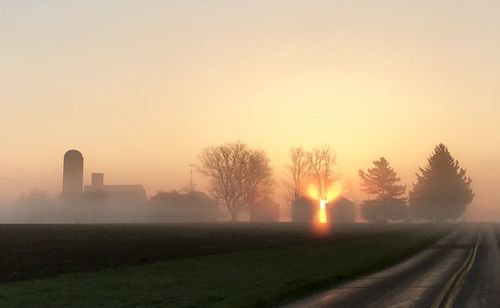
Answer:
[1, 1, 499, 220]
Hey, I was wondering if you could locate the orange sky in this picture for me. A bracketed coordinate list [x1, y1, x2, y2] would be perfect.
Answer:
[1, 1, 499, 220]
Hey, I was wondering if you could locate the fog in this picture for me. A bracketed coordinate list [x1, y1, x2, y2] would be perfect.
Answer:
[2, 1, 500, 222]
[0, 190, 227, 224]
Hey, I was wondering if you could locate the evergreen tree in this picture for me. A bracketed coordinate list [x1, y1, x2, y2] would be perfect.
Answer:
[410, 144, 473, 222]
[359, 157, 407, 222]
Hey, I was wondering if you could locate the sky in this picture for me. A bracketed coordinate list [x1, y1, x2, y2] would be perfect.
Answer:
[1, 1, 499, 220]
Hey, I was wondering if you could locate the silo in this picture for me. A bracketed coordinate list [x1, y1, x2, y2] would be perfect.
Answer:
[62, 150, 84, 198]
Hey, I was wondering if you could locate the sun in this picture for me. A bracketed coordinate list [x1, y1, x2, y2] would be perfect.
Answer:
[319, 199, 328, 224]
[306, 182, 343, 224]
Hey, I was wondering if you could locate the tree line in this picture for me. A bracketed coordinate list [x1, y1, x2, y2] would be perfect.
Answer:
[197, 142, 474, 222]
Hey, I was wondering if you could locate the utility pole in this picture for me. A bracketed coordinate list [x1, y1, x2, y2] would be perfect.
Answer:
[189, 164, 195, 192]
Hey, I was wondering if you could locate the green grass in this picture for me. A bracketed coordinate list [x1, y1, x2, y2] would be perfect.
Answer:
[0, 225, 451, 307]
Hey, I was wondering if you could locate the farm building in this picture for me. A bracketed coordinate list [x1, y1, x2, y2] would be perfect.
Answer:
[84, 173, 148, 206]
[327, 196, 356, 223]
[150, 191, 222, 222]
[249, 197, 280, 222]
[291, 197, 315, 223]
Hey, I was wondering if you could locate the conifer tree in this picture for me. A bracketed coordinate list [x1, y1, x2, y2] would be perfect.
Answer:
[410, 144, 473, 222]
[359, 157, 407, 222]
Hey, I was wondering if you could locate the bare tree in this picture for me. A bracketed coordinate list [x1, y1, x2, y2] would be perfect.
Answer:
[283, 146, 309, 207]
[283, 145, 338, 204]
[307, 146, 337, 200]
[197, 142, 273, 221]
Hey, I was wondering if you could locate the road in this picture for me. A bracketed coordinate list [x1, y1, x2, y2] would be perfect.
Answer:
[285, 223, 500, 308]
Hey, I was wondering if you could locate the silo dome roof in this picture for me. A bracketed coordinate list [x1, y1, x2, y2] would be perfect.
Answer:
[64, 149, 83, 159]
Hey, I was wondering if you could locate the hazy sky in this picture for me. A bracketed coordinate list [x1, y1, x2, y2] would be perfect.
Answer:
[1, 1, 500, 220]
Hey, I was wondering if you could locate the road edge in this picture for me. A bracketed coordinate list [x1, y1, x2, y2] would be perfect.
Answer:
[431, 232, 481, 308]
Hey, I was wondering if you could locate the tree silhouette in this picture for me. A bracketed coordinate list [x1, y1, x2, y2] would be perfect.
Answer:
[283, 146, 309, 208]
[17, 190, 56, 223]
[307, 146, 337, 200]
[359, 157, 407, 222]
[283, 145, 338, 209]
[197, 142, 273, 221]
[410, 144, 474, 222]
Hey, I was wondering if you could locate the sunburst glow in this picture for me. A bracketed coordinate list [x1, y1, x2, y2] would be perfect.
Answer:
[307, 182, 343, 225]
[307, 182, 343, 202]
[319, 200, 328, 224]
[325, 182, 343, 202]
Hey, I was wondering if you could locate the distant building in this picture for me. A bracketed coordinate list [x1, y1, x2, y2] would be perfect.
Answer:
[62, 150, 84, 198]
[327, 197, 356, 223]
[249, 197, 280, 222]
[91, 173, 104, 186]
[84, 173, 147, 205]
[150, 191, 221, 222]
[291, 197, 315, 223]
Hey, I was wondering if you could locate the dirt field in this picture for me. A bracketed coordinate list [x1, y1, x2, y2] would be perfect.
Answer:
[0, 223, 449, 283]
[0, 223, 453, 307]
